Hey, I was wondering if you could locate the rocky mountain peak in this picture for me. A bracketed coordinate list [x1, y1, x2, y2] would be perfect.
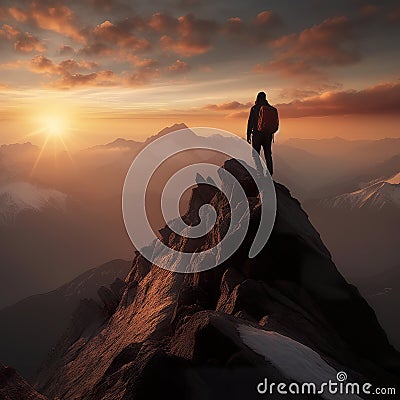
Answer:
[34, 159, 400, 399]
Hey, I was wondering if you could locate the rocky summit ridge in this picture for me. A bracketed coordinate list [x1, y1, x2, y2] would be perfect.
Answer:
[8, 159, 399, 399]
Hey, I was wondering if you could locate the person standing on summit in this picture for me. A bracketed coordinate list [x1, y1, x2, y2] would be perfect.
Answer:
[247, 91, 279, 175]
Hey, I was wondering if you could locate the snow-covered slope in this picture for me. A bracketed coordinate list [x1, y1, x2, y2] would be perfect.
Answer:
[239, 325, 362, 400]
[322, 172, 400, 210]
[0, 182, 67, 221]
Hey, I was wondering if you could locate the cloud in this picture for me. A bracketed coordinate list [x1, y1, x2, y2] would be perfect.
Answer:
[158, 13, 218, 56]
[255, 16, 361, 79]
[167, 59, 190, 74]
[278, 84, 342, 101]
[0, 24, 20, 40]
[0, 7, 6, 20]
[225, 110, 248, 119]
[92, 20, 150, 51]
[277, 81, 400, 118]
[201, 81, 400, 119]
[0, 60, 26, 70]
[127, 61, 160, 86]
[149, 12, 178, 32]
[8, 7, 28, 22]
[29, 55, 98, 75]
[160, 35, 211, 56]
[79, 42, 114, 56]
[78, 17, 150, 57]
[28, 55, 56, 73]
[222, 17, 244, 35]
[51, 70, 117, 89]
[28, 54, 118, 89]
[59, 45, 76, 55]
[9, 3, 85, 42]
[204, 101, 251, 111]
[255, 10, 281, 27]
[14, 32, 46, 52]
[0, 24, 45, 53]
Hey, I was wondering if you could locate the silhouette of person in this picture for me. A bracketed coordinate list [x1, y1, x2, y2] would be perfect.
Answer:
[247, 92, 279, 175]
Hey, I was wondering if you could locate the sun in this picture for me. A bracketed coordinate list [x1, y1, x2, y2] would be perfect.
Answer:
[42, 114, 67, 138]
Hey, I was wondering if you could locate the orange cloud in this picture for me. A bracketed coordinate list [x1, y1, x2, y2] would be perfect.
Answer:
[79, 42, 114, 56]
[256, 16, 360, 79]
[8, 7, 28, 22]
[277, 82, 400, 118]
[28, 55, 56, 74]
[93, 20, 150, 51]
[27, 54, 118, 88]
[14, 32, 46, 53]
[167, 59, 190, 74]
[160, 35, 210, 56]
[9, 3, 84, 43]
[222, 17, 244, 34]
[29, 55, 98, 75]
[0, 60, 26, 70]
[0, 24, 45, 53]
[149, 12, 178, 32]
[127, 61, 160, 86]
[0, 24, 20, 39]
[51, 70, 117, 89]
[225, 110, 248, 119]
[158, 13, 218, 56]
[59, 45, 76, 56]
[204, 101, 251, 111]
[255, 10, 280, 26]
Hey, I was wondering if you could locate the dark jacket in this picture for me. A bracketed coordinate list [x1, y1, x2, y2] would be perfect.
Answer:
[247, 102, 279, 141]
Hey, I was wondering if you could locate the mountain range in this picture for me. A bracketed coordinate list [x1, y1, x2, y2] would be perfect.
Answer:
[0, 259, 131, 379]
[321, 172, 400, 210]
[0, 125, 398, 369]
[25, 159, 399, 399]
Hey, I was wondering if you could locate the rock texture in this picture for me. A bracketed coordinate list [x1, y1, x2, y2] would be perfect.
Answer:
[34, 160, 400, 399]
[0, 363, 46, 400]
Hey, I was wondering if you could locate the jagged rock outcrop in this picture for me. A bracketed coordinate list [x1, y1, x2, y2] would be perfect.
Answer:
[0, 363, 46, 400]
[35, 160, 400, 399]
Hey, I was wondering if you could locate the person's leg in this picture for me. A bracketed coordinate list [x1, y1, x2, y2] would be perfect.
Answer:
[251, 133, 261, 154]
[251, 133, 264, 175]
[262, 134, 273, 176]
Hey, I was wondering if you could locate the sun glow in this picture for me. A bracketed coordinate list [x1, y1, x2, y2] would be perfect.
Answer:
[28, 110, 75, 175]
[42, 114, 68, 138]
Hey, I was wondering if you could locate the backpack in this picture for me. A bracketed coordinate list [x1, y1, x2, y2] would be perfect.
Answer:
[257, 105, 278, 135]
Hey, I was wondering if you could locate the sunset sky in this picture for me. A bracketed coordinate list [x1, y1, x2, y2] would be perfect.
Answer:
[0, 0, 399, 148]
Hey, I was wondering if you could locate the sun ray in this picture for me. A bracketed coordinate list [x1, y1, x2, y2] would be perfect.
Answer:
[30, 135, 50, 176]
[58, 135, 76, 167]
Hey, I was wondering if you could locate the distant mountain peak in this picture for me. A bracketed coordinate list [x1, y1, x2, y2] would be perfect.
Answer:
[322, 172, 400, 210]
[145, 123, 190, 144]
[89, 137, 141, 151]
[0, 182, 67, 222]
